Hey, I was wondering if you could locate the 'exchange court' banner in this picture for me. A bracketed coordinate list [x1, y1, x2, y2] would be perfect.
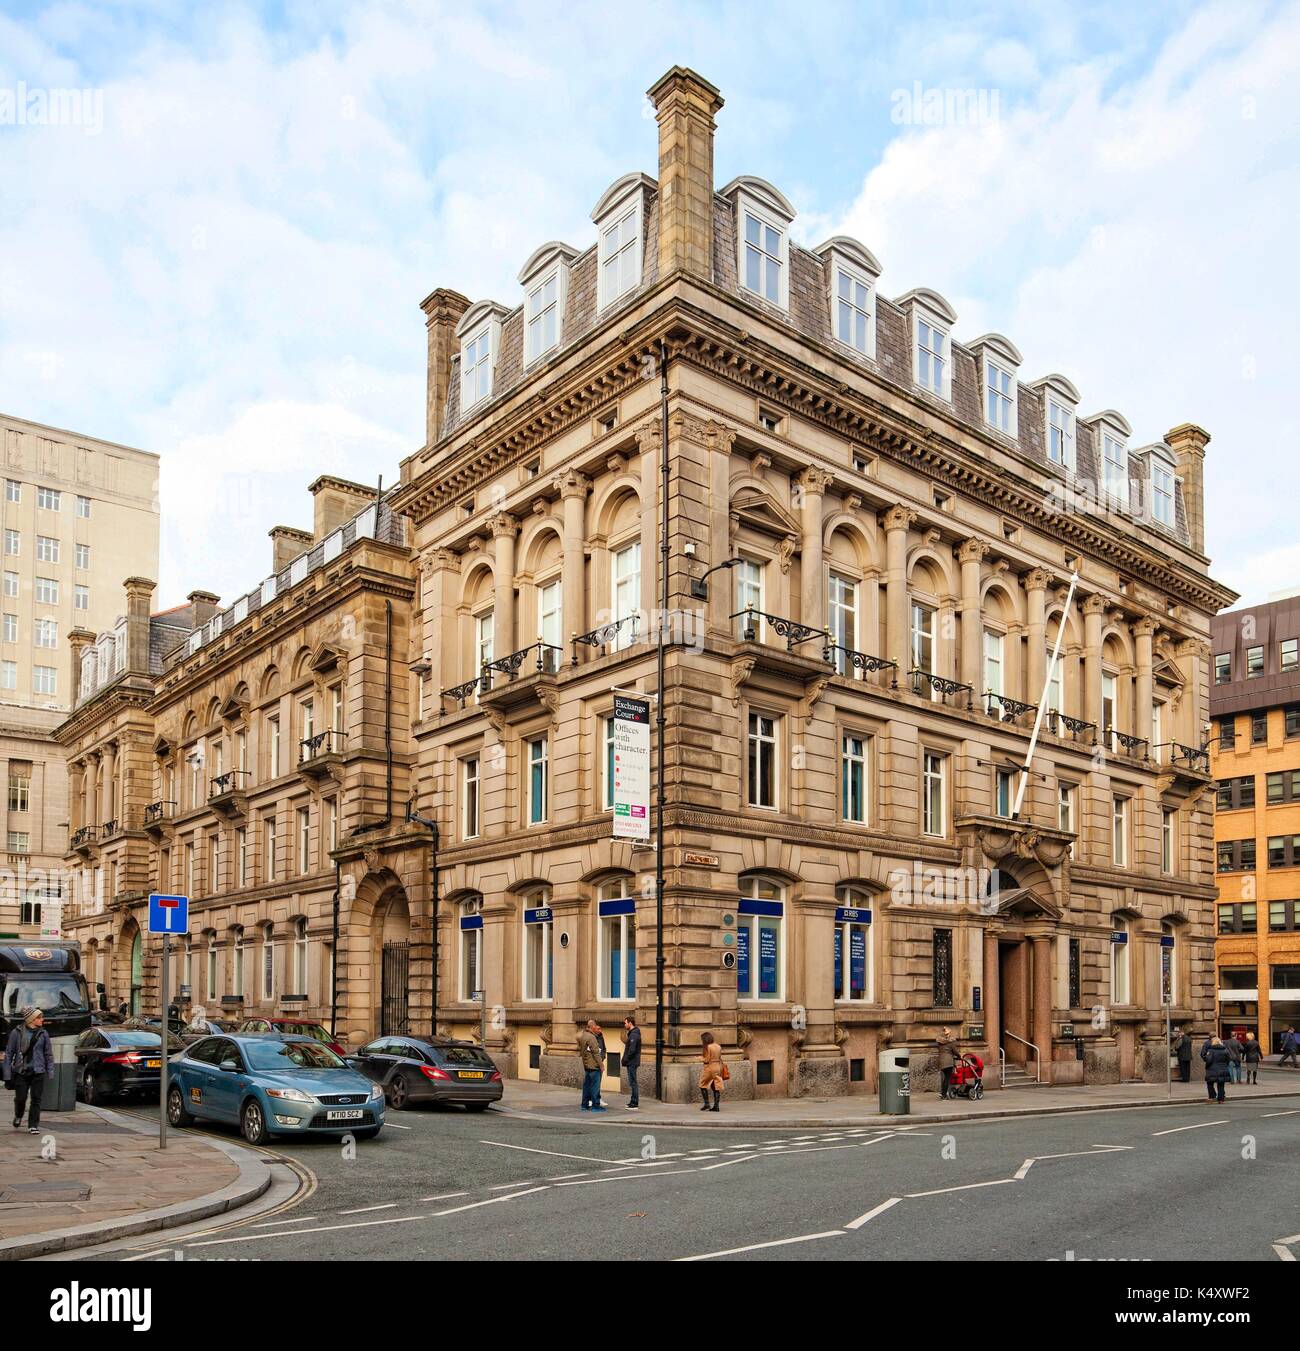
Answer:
[612, 694, 650, 840]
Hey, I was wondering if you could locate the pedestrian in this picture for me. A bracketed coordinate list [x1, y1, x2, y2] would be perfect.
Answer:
[3, 1007, 54, 1133]
[1201, 1035, 1231, 1103]
[1243, 1032, 1262, 1085]
[935, 1027, 959, 1099]
[1173, 1027, 1193, 1084]
[577, 1019, 606, 1112]
[593, 1023, 607, 1108]
[1280, 1026, 1299, 1068]
[621, 1015, 641, 1110]
[1225, 1032, 1243, 1083]
[699, 1032, 724, 1112]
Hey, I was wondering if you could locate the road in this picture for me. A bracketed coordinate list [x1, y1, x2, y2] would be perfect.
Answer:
[60, 1096, 1300, 1263]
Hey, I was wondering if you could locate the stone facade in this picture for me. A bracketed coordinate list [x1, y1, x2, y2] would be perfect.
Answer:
[394, 68, 1237, 1101]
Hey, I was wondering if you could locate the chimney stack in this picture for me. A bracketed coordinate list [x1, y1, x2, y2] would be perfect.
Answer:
[187, 589, 221, 629]
[269, 525, 313, 572]
[1166, 423, 1210, 555]
[69, 626, 95, 703]
[420, 287, 471, 447]
[309, 475, 378, 542]
[123, 577, 156, 673]
[647, 66, 723, 285]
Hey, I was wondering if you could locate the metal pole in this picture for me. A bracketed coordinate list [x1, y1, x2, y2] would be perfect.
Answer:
[654, 339, 669, 1102]
[1012, 569, 1080, 820]
[1166, 999, 1172, 1100]
[159, 933, 170, 1150]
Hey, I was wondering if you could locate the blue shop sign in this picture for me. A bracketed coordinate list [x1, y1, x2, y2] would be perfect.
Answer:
[835, 906, 872, 924]
[459, 914, 483, 931]
[524, 907, 553, 925]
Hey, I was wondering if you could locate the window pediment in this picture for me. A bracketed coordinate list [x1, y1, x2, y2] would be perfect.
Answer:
[730, 486, 801, 540]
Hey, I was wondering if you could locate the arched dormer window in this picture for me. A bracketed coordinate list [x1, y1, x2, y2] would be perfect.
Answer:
[456, 300, 511, 411]
[518, 242, 580, 365]
[592, 173, 654, 312]
[722, 176, 796, 311]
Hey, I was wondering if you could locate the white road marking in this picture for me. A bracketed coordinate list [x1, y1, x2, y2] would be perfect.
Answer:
[1272, 1233, 1300, 1261]
[252, 1215, 317, 1227]
[698, 1153, 762, 1170]
[418, 1192, 468, 1201]
[905, 1177, 1018, 1198]
[1151, 1119, 1229, 1136]
[844, 1197, 901, 1230]
[554, 1169, 697, 1187]
[187, 1213, 438, 1247]
[490, 1179, 542, 1191]
[479, 1139, 616, 1164]
[677, 1230, 845, 1261]
[337, 1203, 397, 1215]
[432, 1187, 551, 1217]
[543, 1174, 588, 1182]
[1261, 1110, 1300, 1118]
[1014, 1159, 1035, 1180]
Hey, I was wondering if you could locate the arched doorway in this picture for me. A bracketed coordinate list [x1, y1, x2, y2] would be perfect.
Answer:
[375, 888, 411, 1037]
[123, 921, 143, 1016]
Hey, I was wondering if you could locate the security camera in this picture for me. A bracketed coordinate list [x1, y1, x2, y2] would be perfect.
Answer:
[684, 542, 697, 557]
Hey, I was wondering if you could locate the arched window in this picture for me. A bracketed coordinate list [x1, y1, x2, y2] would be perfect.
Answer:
[261, 922, 274, 1001]
[459, 896, 484, 1001]
[521, 888, 553, 1002]
[293, 918, 308, 996]
[738, 876, 785, 1002]
[834, 886, 874, 1002]
[597, 876, 636, 1001]
[1111, 915, 1130, 1005]
[1161, 921, 1177, 1005]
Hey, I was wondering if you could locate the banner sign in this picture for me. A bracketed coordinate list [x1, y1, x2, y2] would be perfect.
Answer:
[611, 695, 651, 840]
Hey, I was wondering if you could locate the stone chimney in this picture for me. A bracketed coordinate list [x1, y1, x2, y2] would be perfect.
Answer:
[270, 525, 313, 572]
[647, 66, 724, 284]
[123, 577, 156, 673]
[420, 287, 470, 447]
[309, 475, 378, 542]
[187, 590, 221, 628]
[1166, 423, 1210, 554]
[69, 626, 95, 703]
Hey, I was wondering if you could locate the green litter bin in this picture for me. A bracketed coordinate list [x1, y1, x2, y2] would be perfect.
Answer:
[879, 1048, 910, 1115]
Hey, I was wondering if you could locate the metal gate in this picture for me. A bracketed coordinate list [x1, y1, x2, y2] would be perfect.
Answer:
[381, 942, 410, 1035]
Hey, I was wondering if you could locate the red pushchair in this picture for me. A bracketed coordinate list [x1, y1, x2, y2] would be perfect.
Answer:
[948, 1052, 984, 1100]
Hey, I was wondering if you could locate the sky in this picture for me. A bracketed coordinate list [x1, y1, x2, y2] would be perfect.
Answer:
[0, 0, 1296, 611]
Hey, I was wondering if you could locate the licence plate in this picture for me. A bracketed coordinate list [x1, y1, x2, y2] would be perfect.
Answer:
[457, 1071, 485, 1079]
[326, 1109, 364, 1121]
[145, 1060, 161, 1069]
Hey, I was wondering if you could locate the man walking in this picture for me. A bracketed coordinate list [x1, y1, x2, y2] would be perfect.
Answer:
[578, 1019, 606, 1112]
[3, 1007, 53, 1133]
[621, 1015, 642, 1110]
[1225, 1031, 1243, 1083]
[1173, 1027, 1193, 1084]
[1281, 1026, 1299, 1068]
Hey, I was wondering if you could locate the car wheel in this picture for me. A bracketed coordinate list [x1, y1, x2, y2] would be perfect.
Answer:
[82, 1069, 99, 1105]
[167, 1085, 194, 1127]
[386, 1074, 409, 1110]
[241, 1098, 270, 1146]
[354, 1126, 382, 1140]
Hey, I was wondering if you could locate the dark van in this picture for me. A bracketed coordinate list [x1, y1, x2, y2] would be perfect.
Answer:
[0, 942, 92, 1041]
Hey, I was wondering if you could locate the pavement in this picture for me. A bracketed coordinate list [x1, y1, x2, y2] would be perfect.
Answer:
[493, 1063, 1300, 1127]
[0, 1099, 272, 1260]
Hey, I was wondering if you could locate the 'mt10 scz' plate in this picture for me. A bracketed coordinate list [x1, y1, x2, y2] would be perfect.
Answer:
[326, 1109, 364, 1121]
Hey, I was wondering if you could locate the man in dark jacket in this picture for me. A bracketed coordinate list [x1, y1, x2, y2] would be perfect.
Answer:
[3, 1007, 54, 1133]
[1201, 1036, 1232, 1103]
[1173, 1028, 1193, 1083]
[1281, 1027, 1299, 1068]
[622, 1015, 642, 1110]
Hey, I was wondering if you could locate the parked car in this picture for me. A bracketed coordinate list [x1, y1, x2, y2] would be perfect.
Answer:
[74, 1027, 184, 1104]
[167, 1034, 385, 1145]
[239, 1017, 344, 1055]
[182, 1017, 236, 1043]
[351, 1036, 503, 1111]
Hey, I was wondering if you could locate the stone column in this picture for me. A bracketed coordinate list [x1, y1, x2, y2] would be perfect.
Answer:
[636, 423, 660, 630]
[795, 895, 845, 1095]
[1082, 594, 1106, 729]
[102, 743, 117, 824]
[491, 513, 518, 665]
[1032, 934, 1053, 1086]
[1134, 617, 1156, 748]
[983, 927, 1002, 1084]
[86, 754, 100, 834]
[69, 761, 84, 834]
[542, 894, 584, 1072]
[1025, 568, 1051, 707]
[420, 548, 459, 699]
[883, 505, 916, 676]
[797, 467, 832, 633]
[559, 470, 590, 654]
[957, 538, 988, 691]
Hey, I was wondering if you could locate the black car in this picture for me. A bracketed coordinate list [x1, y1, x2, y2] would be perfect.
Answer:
[74, 1027, 184, 1104]
[351, 1037, 503, 1111]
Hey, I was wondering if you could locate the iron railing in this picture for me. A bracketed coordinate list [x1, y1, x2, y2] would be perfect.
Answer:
[1106, 729, 1149, 759]
[481, 642, 564, 687]
[100, 819, 120, 838]
[1047, 711, 1096, 744]
[823, 644, 898, 684]
[908, 669, 974, 708]
[70, 825, 97, 848]
[144, 800, 176, 826]
[571, 615, 639, 662]
[985, 692, 1037, 724]
[1162, 742, 1211, 773]
[441, 676, 482, 709]
[210, 770, 251, 798]
[300, 730, 346, 762]
[731, 609, 829, 652]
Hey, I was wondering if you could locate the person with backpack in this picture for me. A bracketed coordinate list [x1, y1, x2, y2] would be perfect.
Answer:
[3, 1007, 54, 1133]
[1201, 1035, 1232, 1103]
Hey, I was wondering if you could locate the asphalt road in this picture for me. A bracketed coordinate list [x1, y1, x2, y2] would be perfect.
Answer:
[63, 1093, 1300, 1263]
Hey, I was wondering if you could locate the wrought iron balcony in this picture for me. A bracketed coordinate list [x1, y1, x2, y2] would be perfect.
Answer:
[481, 642, 564, 688]
[100, 818, 120, 839]
[1164, 742, 1211, 774]
[441, 676, 482, 710]
[144, 799, 176, 829]
[823, 643, 898, 685]
[209, 769, 250, 818]
[299, 729, 346, 764]
[908, 669, 974, 708]
[70, 825, 98, 850]
[985, 692, 1038, 724]
[571, 615, 639, 662]
[1046, 711, 1096, 744]
[731, 609, 828, 653]
[1105, 728, 1149, 759]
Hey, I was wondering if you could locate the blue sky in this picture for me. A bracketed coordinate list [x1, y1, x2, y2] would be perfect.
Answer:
[0, 0, 1296, 609]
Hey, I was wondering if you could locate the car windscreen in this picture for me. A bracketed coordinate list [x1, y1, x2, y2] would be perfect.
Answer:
[435, 1045, 495, 1067]
[2, 975, 89, 1017]
[244, 1039, 346, 1071]
[274, 1022, 331, 1042]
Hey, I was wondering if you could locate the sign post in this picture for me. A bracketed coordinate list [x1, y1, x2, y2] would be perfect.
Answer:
[148, 893, 189, 1150]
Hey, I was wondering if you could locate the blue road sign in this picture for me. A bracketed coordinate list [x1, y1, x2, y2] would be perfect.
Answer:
[148, 893, 189, 936]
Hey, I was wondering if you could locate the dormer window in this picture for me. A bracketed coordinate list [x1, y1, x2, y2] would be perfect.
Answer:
[1032, 374, 1081, 472]
[897, 290, 958, 403]
[816, 237, 881, 360]
[1145, 446, 1177, 529]
[454, 300, 510, 414]
[518, 242, 578, 367]
[723, 177, 796, 312]
[592, 172, 653, 313]
[1086, 410, 1133, 510]
[970, 335, 1022, 437]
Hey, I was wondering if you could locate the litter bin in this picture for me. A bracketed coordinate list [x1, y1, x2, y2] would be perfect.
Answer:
[48, 1034, 78, 1112]
[878, 1048, 910, 1115]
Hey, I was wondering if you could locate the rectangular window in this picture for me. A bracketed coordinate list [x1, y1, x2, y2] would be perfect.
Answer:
[601, 718, 616, 811]
[599, 205, 640, 309]
[1282, 639, 1299, 672]
[910, 602, 935, 676]
[923, 751, 946, 836]
[748, 712, 778, 810]
[460, 914, 482, 1001]
[834, 912, 872, 1002]
[742, 210, 783, 304]
[916, 318, 947, 395]
[525, 272, 560, 362]
[735, 558, 764, 639]
[7, 831, 29, 853]
[463, 757, 480, 838]
[4, 481, 18, 503]
[1047, 400, 1074, 469]
[835, 265, 872, 354]
[34, 577, 58, 605]
[1268, 902, 1299, 933]
[841, 734, 868, 824]
[1045, 647, 1063, 713]
[37, 487, 60, 511]
[1219, 839, 1257, 872]
[75, 543, 90, 569]
[932, 928, 953, 1007]
[1058, 782, 1076, 835]
[1152, 460, 1174, 527]
[1247, 646, 1265, 678]
[737, 898, 784, 1000]
[1068, 937, 1081, 1008]
[985, 360, 1015, 432]
[297, 806, 311, 874]
[995, 769, 1013, 818]
[263, 814, 277, 881]
[1252, 711, 1268, 744]
[1218, 904, 1257, 935]
[1102, 433, 1128, 507]
[527, 737, 549, 825]
[1214, 653, 1231, 684]
[236, 828, 248, 888]
[325, 798, 338, 853]
[1161, 808, 1175, 873]
[36, 536, 58, 563]
[33, 665, 56, 695]
[1112, 796, 1129, 867]
[826, 571, 859, 675]
[522, 908, 553, 1001]
[208, 835, 219, 894]
[1217, 775, 1257, 810]
[1267, 836, 1300, 869]
[983, 629, 1004, 696]
[462, 328, 492, 408]
[1, 660, 15, 690]
[268, 715, 281, 776]
[597, 890, 636, 1001]
[34, 618, 57, 649]
[3, 530, 18, 556]
[611, 543, 640, 648]
[2, 614, 15, 643]
[537, 577, 562, 672]
[1101, 672, 1117, 746]
[77, 495, 91, 518]
[2, 572, 16, 599]
[8, 772, 30, 813]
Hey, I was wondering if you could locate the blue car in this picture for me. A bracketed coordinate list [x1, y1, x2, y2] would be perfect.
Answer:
[166, 1033, 385, 1145]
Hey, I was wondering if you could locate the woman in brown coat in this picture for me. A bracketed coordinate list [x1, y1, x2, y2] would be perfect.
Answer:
[699, 1032, 724, 1112]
